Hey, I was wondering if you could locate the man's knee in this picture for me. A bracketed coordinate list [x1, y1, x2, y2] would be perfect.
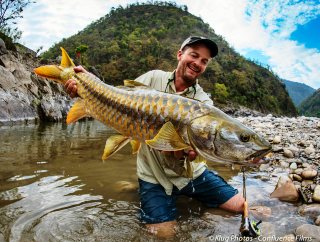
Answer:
[219, 193, 245, 213]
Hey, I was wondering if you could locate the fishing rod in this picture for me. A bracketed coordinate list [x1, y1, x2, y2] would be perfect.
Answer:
[240, 167, 261, 238]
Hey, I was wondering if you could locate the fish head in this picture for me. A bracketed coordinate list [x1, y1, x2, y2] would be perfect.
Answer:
[34, 65, 75, 83]
[187, 115, 271, 165]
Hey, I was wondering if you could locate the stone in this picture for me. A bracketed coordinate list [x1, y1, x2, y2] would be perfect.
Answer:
[290, 162, 298, 170]
[273, 135, 282, 144]
[298, 204, 320, 219]
[313, 185, 320, 203]
[295, 224, 320, 242]
[305, 145, 316, 155]
[281, 234, 296, 242]
[249, 205, 272, 220]
[280, 161, 290, 168]
[292, 174, 303, 182]
[113, 181, 138, 192]
[302, 180, 314, 186]
[259, 163, 270, 172]
[301, 170, 317, 180]
[284, 149, 294, 158]
[270, 176, 299, 202]
[294, 168, 304, 175]
[315, 215, 320, 226]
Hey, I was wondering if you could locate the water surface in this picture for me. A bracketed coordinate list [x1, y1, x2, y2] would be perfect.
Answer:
[0, 120, 309, 241]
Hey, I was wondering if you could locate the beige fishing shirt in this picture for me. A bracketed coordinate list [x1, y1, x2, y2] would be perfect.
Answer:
[135, 70, 214, 195]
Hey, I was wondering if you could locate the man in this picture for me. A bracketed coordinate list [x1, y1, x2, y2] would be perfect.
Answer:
[65, 36, 244, 238]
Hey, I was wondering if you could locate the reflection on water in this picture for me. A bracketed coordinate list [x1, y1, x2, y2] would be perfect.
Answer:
[0, 120, 308, 241]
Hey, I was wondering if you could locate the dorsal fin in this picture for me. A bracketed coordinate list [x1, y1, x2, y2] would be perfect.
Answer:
[60, 47, 75, 68]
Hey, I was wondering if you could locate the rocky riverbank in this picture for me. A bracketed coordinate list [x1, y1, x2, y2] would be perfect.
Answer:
[0, 40, 71, 125]
[238, 115, 320, 241]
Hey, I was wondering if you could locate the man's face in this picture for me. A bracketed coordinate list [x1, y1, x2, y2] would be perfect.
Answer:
[176, 43, 211, 84]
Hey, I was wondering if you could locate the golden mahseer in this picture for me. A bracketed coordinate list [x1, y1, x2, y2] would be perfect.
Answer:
[34, 48, 271, 167]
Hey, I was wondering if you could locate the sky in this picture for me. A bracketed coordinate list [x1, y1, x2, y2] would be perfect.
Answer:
[16, 0, 320, 89]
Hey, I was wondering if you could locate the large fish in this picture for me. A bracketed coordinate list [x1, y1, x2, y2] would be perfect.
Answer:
[34, 48, 271, 167]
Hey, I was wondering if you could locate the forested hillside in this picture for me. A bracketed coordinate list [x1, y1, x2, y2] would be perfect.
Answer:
[299, 89, 320, 118]
[41, 2, 297, 116]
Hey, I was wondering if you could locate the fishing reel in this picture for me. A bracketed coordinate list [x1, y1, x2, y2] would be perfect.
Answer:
[240, 217, 261, 238]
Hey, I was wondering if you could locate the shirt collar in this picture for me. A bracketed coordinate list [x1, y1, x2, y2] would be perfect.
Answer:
[167, 70, 198, 96]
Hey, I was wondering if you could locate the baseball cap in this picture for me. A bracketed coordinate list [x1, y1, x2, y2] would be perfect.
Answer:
[180, 36, 218, 57]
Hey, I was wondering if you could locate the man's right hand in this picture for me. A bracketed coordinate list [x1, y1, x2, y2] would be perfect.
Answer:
[64, 66, 87, 98]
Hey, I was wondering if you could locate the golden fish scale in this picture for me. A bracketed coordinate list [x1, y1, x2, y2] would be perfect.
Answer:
[74, 72, 210, 141]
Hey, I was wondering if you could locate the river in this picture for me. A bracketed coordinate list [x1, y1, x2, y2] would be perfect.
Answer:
[0, 120, 309, 241]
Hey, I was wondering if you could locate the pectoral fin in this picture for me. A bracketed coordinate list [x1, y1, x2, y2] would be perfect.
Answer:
[130, 140, 141, 154]
[146, 122, 190, 151]
[66, 99, 89, 124]
[193, 154, 207, 164]
[102, 135, 130, 161]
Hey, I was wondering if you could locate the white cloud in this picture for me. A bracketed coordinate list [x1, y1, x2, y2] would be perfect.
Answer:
[17, 0, 320, 88]
[177, 0, 320, 89]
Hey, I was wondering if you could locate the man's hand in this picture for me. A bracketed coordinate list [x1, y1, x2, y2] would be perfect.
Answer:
[162, 150, 197, 161]
[64, 66, 88, 98]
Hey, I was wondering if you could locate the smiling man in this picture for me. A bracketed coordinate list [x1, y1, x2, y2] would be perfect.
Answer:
[65, 36, 245, 239]
[126, 36, 245, 238]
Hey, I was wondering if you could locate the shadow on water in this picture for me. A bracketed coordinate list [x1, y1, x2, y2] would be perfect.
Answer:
[0, 120, 309, 241]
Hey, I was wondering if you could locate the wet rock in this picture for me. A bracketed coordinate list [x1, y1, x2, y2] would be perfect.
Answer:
[259, 222, 276, 237]
[114, 181, 138, 192]
[301, 170, 317, 180]
[298, 204, 320, 219]
[270, 176, 299, 202]
[295, 224, 320, 242]
[312, 185, 320, 202]
[281, 234, 296, 242]
[249, 205, 272, 220]
[315, 216, 320, 226]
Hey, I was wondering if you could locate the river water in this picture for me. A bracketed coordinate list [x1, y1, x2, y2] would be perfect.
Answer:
[0, 120, 309, 242]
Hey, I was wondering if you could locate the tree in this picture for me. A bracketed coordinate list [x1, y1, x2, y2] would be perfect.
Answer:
[75, 44, 88, 65]
[0, 0, 35, 41]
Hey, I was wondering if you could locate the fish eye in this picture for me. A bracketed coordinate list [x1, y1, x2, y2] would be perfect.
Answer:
[240, 133, 250, 142]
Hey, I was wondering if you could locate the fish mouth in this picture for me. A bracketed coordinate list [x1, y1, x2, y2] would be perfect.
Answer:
[246, 148, 272, 164]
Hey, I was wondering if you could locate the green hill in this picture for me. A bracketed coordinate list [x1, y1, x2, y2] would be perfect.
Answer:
[299, 89, 320, 117]
[41, 2, 297, 116]
[283, 79, 315, 106]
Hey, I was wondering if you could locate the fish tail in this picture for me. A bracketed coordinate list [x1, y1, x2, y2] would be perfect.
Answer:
[34, 47, 75, 84]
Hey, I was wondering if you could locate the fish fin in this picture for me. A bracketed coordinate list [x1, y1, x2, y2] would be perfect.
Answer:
[123, 80, 148, 87]
[193, 154, 207, 164]
[66, 99, 89, 124]
[130, 140, 141, 154]
[102, 135, 130, 161]
[146, 121, 190, 151]
[33, 65, 64, 83]
[60, 47, 75, 68]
